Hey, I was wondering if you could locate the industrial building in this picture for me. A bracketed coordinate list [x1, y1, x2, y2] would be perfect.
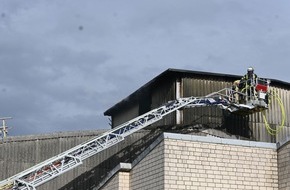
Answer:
[1, 68, 290, 190]
[105, 68, 290, 142]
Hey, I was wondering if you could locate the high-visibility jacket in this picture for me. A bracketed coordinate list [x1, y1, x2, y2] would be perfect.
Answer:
[241, 73, 257, 81]
[239, 73, 257, 89]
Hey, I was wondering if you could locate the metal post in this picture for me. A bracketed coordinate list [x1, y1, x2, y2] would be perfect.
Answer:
[0, 117, 12, 139]
[175, 79, 182, 125]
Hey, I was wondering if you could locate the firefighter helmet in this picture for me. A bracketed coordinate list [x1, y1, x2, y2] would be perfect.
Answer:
[247, 67, 254, 72]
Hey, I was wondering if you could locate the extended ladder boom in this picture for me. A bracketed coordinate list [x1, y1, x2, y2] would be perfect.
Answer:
[0, 87, 268, 190]
[0, 95, 204, 190]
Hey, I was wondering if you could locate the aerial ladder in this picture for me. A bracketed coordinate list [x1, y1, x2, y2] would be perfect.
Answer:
[0, 78, 270, 190]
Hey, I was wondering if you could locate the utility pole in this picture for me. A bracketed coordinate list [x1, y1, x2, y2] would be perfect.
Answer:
[0, 117, 12, 139]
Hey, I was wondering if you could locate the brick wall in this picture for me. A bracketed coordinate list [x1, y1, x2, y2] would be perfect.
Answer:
[99, 133, 279, 190]
[278, 141, 290, 189]
[163, 135, 278, 190]
[119, 172, 130, 190]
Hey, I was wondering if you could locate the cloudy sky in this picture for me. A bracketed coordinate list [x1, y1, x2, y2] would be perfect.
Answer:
[0, 0, 290, 136]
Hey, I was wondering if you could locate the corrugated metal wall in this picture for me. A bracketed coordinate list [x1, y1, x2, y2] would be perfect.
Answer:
[182, 77, 290, 143]
[109, 73, 290, 143]
[0, 129, 160, 190]
[183, 78, 229, 130]
[240, 85, 290, 142]
[150, 79, 176, 127]
[112, 104, 139, 127]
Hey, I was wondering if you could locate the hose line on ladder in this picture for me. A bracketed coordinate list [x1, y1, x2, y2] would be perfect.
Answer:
[262, 89, 286, 135]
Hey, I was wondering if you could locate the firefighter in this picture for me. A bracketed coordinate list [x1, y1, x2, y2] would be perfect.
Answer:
[231, 79, 240, 103]
[239, 67, 258, 101]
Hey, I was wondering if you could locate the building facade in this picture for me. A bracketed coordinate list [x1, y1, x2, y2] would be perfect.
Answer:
[104, 68, 290, 143]
[1, 68, 290, 189]
[0, 130, 159, 190]
[2, 131, 290, 190]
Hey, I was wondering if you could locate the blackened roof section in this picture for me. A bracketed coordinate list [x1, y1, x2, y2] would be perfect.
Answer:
[104, 68, 290, 116]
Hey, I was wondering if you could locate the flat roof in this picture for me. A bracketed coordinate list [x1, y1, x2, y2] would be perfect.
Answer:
[163, 132, 277, 149]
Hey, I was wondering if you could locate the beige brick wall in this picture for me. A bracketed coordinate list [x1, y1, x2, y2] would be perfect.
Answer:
[278, 141, 290, 190]
[99, 133, 279, 190]
[101, 171, 130, 190]
[130, 141, 164, 190]
[163, 138, 278, 190]
[119, 172, 130, 190]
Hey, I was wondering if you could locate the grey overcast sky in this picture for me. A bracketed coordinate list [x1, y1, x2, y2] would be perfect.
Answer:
[1, 0, 290, 136]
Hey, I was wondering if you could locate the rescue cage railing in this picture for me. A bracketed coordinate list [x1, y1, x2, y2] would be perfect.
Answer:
[239, 78, 270, 101]
[0, 87, 266, 190]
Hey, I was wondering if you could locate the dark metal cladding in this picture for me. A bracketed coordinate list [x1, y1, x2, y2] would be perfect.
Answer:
[0, 130, 160, 190]
[104, 68, 290, 143]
